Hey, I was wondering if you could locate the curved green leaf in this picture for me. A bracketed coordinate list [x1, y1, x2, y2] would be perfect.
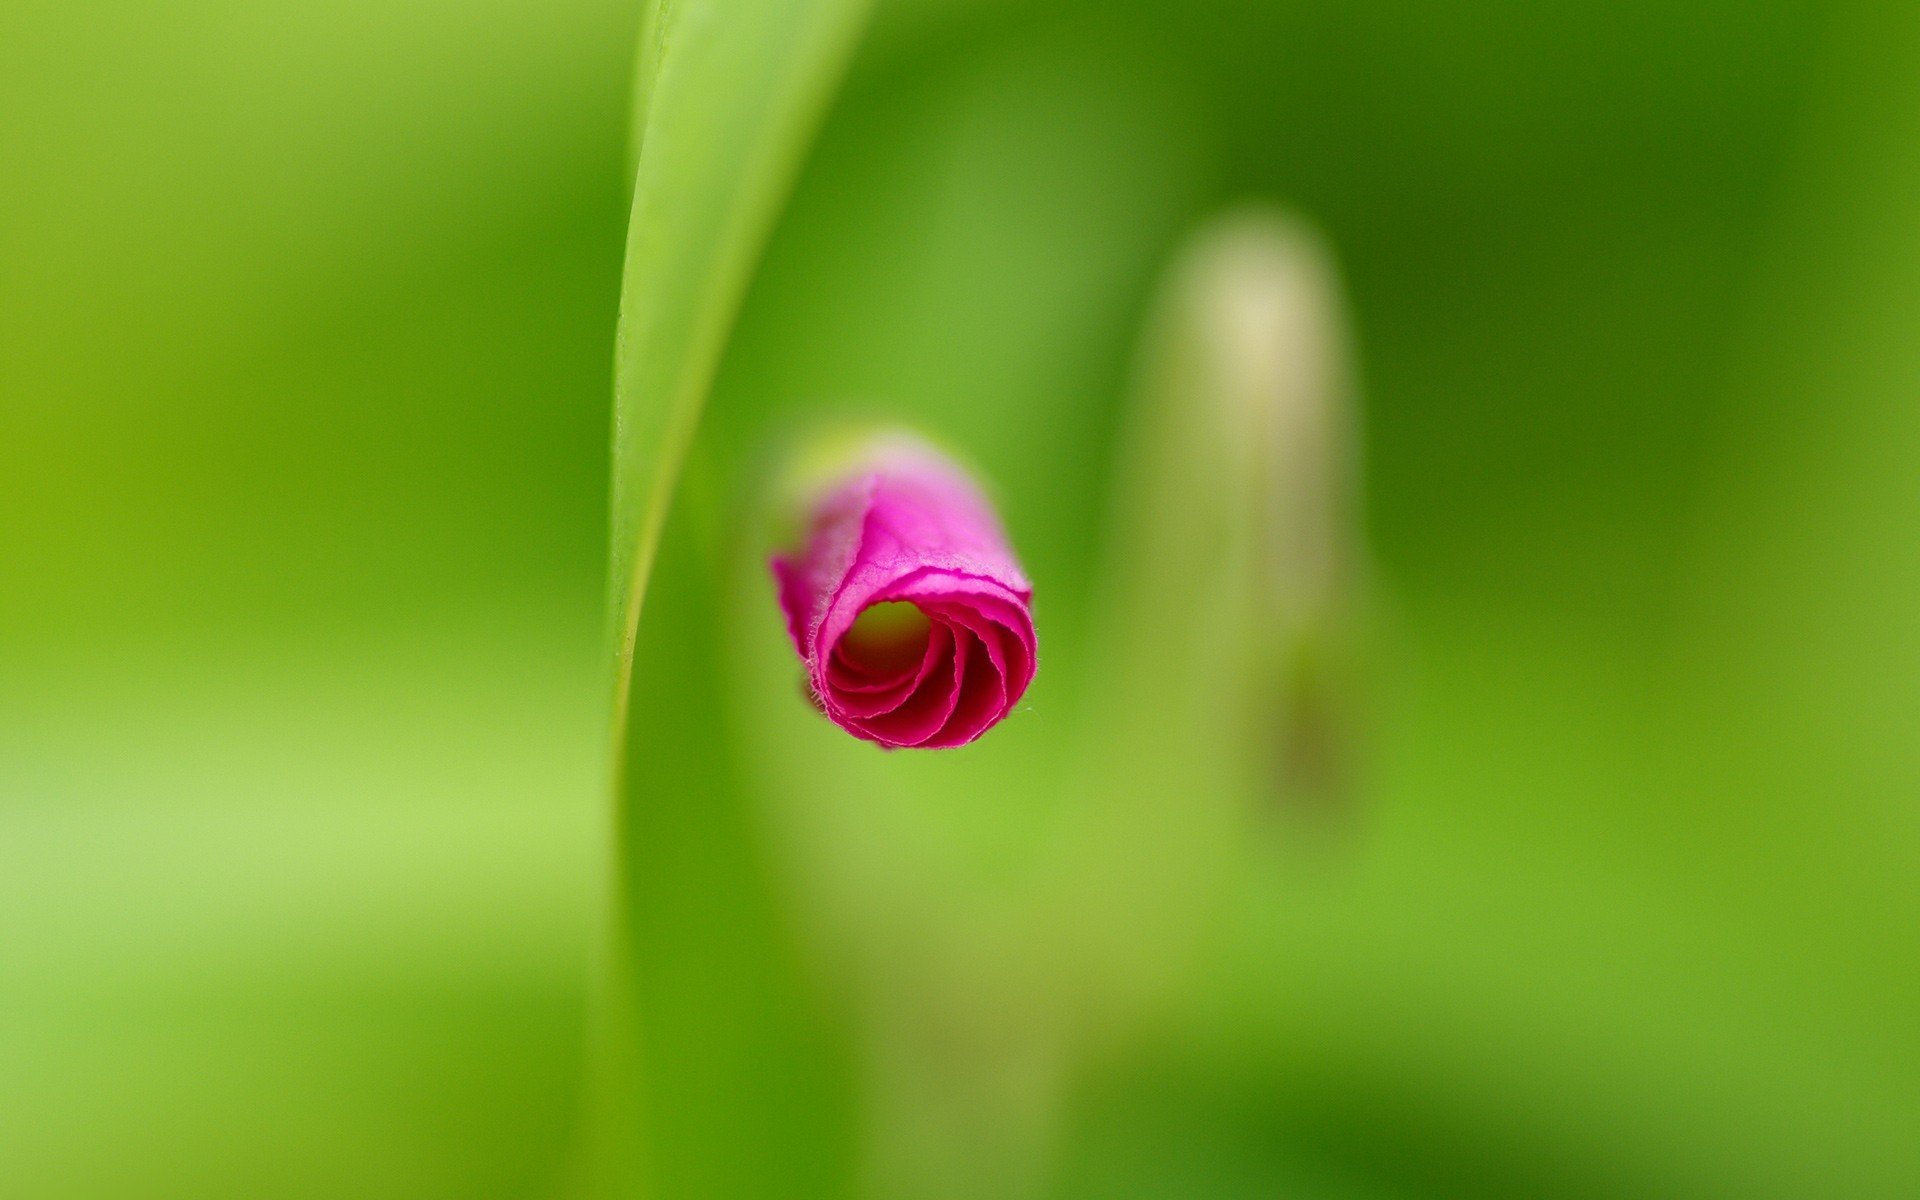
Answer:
[609, 0, 872, 740]
[593, 2, 874, 1196]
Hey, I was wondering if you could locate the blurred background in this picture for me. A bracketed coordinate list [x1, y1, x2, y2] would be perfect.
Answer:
[4, 0, 1917, 1196]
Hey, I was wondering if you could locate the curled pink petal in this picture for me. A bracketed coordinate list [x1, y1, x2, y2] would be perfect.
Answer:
[770, 436, 1037, 749]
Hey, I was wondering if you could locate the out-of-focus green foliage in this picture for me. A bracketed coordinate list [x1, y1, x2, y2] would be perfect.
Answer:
[3, 0, 629, 1195]
[4, 0, 1918, 1197]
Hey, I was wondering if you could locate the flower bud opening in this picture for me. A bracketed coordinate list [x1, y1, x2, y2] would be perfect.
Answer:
[771, 435, 1037, 750]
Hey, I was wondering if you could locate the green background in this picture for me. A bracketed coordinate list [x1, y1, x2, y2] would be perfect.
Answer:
[4, 0, 1916, 1195]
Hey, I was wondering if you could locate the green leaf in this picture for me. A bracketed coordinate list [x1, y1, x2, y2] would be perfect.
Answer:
[594, 2, 875, 1197]
[609, 0, 873, 733]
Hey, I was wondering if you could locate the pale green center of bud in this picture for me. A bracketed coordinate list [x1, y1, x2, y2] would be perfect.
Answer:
[841, 601, 932, 674]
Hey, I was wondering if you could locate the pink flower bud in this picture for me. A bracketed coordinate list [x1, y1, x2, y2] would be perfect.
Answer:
[771, 437, 1037, 749]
